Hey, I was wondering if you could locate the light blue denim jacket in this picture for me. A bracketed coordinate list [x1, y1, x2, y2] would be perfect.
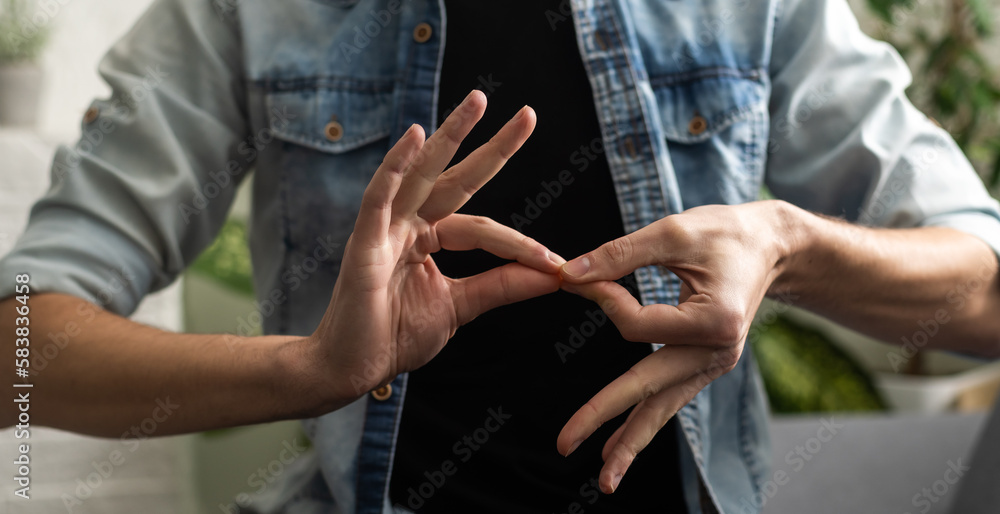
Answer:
[3, 0, 1000, 513]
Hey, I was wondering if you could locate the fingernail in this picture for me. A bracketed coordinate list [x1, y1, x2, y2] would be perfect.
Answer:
[547, 251, 566, 266]
[565, 440, 582, 456]
[514, 105, 527, 121]
[562, 256, 591, 278]
[611, 473, 622, 492]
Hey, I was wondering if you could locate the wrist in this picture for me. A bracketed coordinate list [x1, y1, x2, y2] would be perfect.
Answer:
[764, 199, 815, 297]
[277, 334, 352, 417]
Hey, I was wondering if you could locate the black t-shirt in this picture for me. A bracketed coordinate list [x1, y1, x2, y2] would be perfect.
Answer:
[389, 2, 687, 512]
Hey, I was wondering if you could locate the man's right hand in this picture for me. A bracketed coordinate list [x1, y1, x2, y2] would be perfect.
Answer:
[309, 90, 562, 403]
[0, 90, 560, 436]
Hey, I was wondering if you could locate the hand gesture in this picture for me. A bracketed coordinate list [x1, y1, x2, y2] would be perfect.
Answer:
[556, 201, 791, 493]
[312, 91, 563, 404]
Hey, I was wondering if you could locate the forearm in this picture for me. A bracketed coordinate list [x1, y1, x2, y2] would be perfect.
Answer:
[1, 293, 340, 437]
[771, 201, 1000, 357]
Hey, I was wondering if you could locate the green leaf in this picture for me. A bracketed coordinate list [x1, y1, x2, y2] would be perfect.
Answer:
[972, 82, 993, 109]
[922, 35, 955, 76]
[965, 0, 994, 36]
[189, 219, 255, 296]
[866, 0, 915, 24]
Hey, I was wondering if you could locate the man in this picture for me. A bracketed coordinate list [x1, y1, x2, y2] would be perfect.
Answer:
[2, 0, 999, 512]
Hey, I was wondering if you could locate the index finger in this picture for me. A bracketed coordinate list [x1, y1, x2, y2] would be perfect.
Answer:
[417, 105, 536, 222]
[559, 222, 676, 283]
[391, 90, 487, 219]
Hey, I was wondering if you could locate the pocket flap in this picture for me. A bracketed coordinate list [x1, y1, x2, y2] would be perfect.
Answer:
[653, 68, 765, 144]
[264, 78, 394, 154]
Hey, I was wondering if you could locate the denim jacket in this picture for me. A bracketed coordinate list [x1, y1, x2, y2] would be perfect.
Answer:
[3, 0, 1000, 513]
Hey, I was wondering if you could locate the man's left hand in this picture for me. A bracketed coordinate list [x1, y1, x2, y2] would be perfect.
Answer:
[555, 200, 794, 494]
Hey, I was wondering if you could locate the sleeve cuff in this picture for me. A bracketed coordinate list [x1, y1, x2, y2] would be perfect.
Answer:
[921, 210, 1000, 262]
[0, 206, 163, 316]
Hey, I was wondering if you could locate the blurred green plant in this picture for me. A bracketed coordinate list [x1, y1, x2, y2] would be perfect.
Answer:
[0, 0, 50, 64]
[189, 219, 255, 296]
[865, 0, 1000, 191]
[750, 315, 886, 413]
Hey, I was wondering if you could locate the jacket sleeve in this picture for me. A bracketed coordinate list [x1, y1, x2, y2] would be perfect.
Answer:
[0, 0, 250, 315]
[764, 0, 1000, 257]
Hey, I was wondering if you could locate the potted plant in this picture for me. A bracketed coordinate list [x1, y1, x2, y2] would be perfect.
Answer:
[0, 0, 49, 127]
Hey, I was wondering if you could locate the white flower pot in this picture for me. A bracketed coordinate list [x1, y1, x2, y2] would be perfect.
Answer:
[0, 62, 43, 128]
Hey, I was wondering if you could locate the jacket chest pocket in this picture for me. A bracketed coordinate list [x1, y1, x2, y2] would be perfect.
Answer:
[263, 81, 394, 255]
[654, 69, 769, 208]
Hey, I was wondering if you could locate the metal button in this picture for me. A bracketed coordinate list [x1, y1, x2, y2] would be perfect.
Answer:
[324, 120, 344, 142]
[83, 106, 99, 124]
[413, 23, 433, 43]
[688, 114, 708, 135]
[371, 384, 392, 401]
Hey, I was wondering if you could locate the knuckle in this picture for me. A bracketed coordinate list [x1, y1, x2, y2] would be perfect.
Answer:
[581, 401, 606, 428]
[711, 304, 748, 345]
[623, 368, 658, 399]
[469, 215, 494, 228]
[713, 346, 742, 374]
[487, 134, 515, 161]
[617, 439, 642, 464]
[640, 381, 659, 401]
[497, 266, 516, 303]
[603, 237, 633, 266]
[517, 233, 537, 249]
[661, 215, 694, 244]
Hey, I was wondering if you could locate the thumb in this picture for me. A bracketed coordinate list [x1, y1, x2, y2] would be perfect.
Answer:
[560, 231, 661, 283]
